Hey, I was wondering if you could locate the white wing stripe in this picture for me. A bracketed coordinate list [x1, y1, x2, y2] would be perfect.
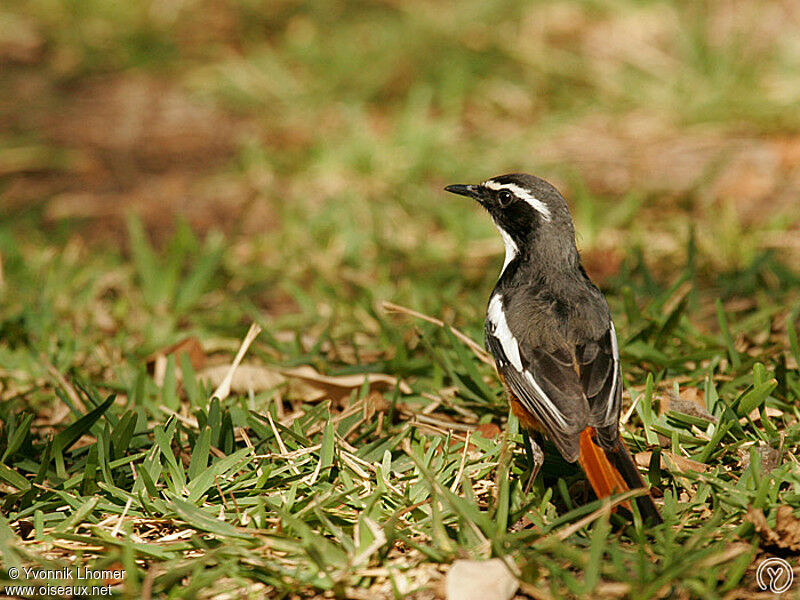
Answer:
[487, 294, 522, 371]
[523, 371, 569, 429]
[606, 321, 620, 420]
[482, 180, 552, 221]
[487, 293, 569, 429]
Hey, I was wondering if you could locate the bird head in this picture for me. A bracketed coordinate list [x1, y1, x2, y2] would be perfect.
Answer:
[445, 173, 578, 273]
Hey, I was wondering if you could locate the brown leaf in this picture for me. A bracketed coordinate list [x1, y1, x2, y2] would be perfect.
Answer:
[659, 388, 716, 422]
[748, 506, 800, 552]
[746, 406, 784, 422]
[635, 450, 709, 473]
[365, 392, 390, 421]
[281, 365, 411, 402]
[146, 337, 205, 373]
[679, 387, 705, 408]
[775, 506, 800, 551]
[198, 364, 285, 394]
[475, 423, 502, 439]
[737, 444, 780, 473]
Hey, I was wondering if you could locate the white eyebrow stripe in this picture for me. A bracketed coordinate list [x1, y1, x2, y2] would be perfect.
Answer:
[482, 180, 552, 222]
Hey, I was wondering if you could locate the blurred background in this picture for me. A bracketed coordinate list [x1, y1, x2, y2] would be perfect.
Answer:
[1, 0, 799, 387]
[2, 3, 800, 595]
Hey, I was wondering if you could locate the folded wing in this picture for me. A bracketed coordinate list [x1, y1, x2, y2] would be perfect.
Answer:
[485, 321, 588, 462]
[577, 323, 622, 448]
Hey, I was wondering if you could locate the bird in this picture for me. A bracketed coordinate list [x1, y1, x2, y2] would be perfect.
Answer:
[445, 173, 661, 523]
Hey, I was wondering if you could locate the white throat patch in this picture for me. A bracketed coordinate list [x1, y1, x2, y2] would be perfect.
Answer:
[482, 180, 552, 222]
[493, 220, 518, 276]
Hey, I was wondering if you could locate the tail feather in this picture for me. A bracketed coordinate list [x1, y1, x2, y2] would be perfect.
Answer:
[577, 428, 662, 524]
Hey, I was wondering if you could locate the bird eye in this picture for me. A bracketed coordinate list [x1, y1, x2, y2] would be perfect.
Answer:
[497, 190, 514, 207]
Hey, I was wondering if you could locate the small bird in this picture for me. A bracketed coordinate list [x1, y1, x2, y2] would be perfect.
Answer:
[445, 173, 661, 523]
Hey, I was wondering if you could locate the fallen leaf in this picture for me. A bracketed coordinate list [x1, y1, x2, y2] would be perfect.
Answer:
[737, 444, 780, 473]
[198, 364, 285, 393]
[281, 365, 411, 402]
[198, 363, 411, 403]
[446, 558, 518, 600]
[365, 391, 390, 421]
[746, 406, 784, 422]
[146, 336, 206, 386]
[474, 423, 502, 439]
[747, 506, 800, 552]
[679, 387, 705, 408]
[659, 389, 716, 422]
[635, 450, 709, 473]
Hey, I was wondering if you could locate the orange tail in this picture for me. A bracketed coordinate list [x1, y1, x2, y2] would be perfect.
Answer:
[578, 428, 629, 501]
[577, 428, 661, 523]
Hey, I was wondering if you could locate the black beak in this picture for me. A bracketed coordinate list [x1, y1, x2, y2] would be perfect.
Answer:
[444, 184, 477, 198]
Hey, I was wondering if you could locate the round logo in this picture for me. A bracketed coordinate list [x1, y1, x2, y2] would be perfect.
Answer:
[756, 557, 794, 594]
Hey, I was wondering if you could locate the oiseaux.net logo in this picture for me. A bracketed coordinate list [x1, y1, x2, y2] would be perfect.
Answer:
[756, 557, 794, 594]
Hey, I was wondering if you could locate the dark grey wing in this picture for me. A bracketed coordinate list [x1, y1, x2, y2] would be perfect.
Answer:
[577, 322, 622, 449]
[486, 324, 589, 462]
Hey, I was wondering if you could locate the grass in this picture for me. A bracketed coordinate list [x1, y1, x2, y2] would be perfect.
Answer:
[1, 0, 800, 598]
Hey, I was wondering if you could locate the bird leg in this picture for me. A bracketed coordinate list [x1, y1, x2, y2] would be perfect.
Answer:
[522, 430, 544, 495]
